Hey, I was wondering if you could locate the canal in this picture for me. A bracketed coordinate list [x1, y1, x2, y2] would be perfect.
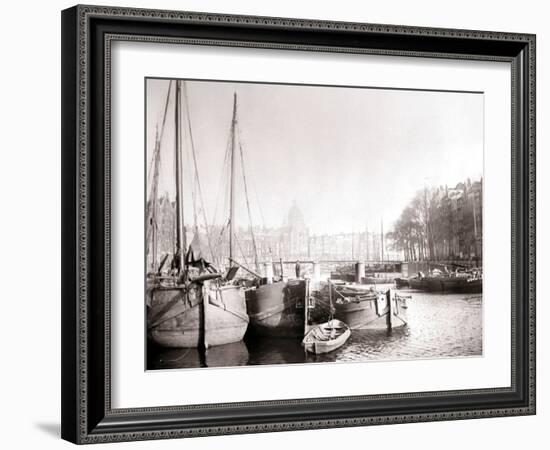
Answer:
[147, 284, 482, 370]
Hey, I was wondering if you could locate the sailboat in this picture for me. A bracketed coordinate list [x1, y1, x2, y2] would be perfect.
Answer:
[147, 80, 249, 349]
[216, 93, 309, 338]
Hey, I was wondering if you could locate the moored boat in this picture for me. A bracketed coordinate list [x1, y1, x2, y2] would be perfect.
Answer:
[395, 277, 410, 288]
[146, 80, 249, 349]
[245, 279, 307, 337]
[405, 264, 482, 293]
[424, 276, 445, 292]
[411, 272, 482, 293]
[207, 92, 309, 338]
[302, 319, 351, 354]
[443, 276, 482, 293]
[408, 275, 428, 290]
[316, 282, 407, 330]
[148, 281, 249, 348]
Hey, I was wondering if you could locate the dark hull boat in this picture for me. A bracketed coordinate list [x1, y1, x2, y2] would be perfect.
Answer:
[442, 277, 482, 293]
[394, 277, 410, 288]
[245, 280, 307, 337]
[148, 283, 248, 348]
[418, 275, 482, 294]
[408, 276, 428, 290]
[424, 276, 447, 292]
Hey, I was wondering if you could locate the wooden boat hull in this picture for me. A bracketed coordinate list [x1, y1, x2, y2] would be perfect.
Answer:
[302, 319, 351, 354]
[334, 293, 407, 330]
[148, 284, 249, 348]
[408, 277, 427, 290]
[444, 278, 482, 293]
[245, 280, 306, 337]
[416, 276, 482, 293]
[425, 276, 467, 292]
[425, 277, 445, 292]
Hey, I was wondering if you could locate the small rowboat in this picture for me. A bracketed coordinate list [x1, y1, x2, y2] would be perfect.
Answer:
[302, 319, 351, 354]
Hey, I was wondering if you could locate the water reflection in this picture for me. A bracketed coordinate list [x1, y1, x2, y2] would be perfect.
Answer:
[147, 286, 482, 370]
[148, 340, 249, 369]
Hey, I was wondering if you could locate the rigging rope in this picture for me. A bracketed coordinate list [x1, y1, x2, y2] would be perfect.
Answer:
[146, 81, 173, 192]
[233, 232, 250, 269]
[181, 82, 216, 263]
[146, 81, 173, 271]
[211, 132, 232, 246]
[236, 125, 260, 272]
[213, 219, 230, 268]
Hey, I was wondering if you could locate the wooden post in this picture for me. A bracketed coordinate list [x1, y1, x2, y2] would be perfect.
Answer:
[328, 279, 333, 320]
[355, 261, 365, 283]
[303, 278, 310, 336]
[264, 262, 273, 283]
[312, 261, 321, 281]
[202, 281, 209, 350]
[386, 288, 393, 332]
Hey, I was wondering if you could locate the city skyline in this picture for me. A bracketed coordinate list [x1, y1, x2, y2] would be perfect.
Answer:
[147, 174, 481, 270]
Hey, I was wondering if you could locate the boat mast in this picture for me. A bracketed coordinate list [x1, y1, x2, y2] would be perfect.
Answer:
[238, 137, 260, 272]
[147, 81, 172, 273]
[150, 126, 160, 272]
[175, 80, 186, 273]
[229, 93, 237, 262]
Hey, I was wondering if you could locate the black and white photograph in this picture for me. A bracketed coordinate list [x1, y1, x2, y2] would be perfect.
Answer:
[145, 78, 484, 370]
[1, 0, 542, 447]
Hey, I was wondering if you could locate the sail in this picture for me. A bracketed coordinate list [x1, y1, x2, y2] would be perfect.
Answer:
[186, 232, 214, 271]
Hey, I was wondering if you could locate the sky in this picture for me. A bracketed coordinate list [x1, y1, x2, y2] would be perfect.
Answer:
[146, 78, 483, 235]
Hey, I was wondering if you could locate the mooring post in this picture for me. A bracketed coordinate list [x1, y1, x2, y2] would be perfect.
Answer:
[355, 261, 365, 283]
[202, 280, 210, 350]
[386, 288, 393, 332]
[304, 278, 310, 336]
[264, 262, 273, 283]
[313, 261, 321, 281]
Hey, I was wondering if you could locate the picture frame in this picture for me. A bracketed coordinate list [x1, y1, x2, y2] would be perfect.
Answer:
[61, 4, 536, 444]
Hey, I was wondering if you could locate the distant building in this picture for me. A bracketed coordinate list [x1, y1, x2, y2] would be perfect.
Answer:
[280, 201, 309, 259]
[147, 199, 404, 270]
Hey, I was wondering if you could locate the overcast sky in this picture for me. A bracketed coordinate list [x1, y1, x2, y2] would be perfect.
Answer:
[146, 78, 483, 235]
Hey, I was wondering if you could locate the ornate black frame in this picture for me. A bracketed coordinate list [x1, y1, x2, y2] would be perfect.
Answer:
[61, 4, 536, 444]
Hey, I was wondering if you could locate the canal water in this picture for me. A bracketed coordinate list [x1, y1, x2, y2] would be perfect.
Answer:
[147, 284, 482, 370]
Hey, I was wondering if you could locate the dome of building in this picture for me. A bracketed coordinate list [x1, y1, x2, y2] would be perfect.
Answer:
[285, 200, 306, 231]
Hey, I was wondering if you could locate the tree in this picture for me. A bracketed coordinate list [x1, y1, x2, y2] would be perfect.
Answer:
[387, 178, 483, 261]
